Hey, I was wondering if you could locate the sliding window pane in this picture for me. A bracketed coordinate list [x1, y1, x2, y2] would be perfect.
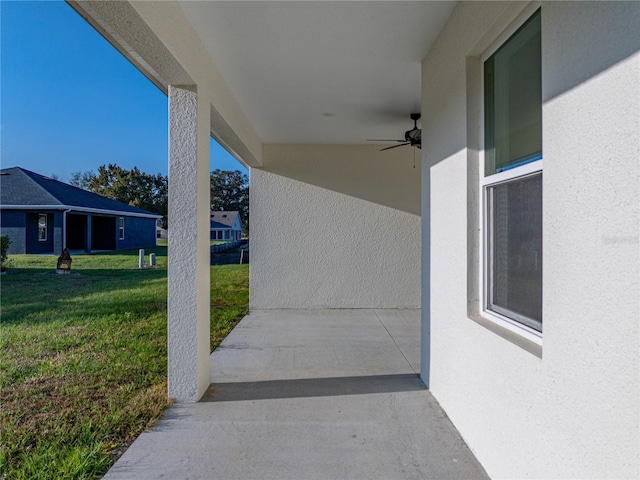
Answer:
[485, 10, 541, 175]
[488, 173, 542, 330]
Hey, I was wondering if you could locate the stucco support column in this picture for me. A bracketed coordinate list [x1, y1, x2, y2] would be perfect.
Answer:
[168, 85, 211, 402]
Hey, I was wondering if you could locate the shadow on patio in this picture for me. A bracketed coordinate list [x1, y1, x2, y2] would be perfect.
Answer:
[104, 309, 488, 480]
[202, 374, 425, 402]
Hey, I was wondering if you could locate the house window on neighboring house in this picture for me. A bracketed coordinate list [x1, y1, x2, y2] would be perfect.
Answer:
[38, 214, 47, 241]
[119, 217, 125, 240]
[482, 8, 542, 336]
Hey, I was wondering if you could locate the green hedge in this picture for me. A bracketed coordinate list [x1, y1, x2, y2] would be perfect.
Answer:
[1, 235, 10, 271]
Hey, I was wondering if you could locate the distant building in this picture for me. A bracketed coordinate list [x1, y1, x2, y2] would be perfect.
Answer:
[0, 167, 161, 254]
[157, 226, 168, 239]
[210, 211, 242, 241]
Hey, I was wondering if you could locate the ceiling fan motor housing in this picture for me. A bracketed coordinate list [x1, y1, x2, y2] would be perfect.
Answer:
[368, 113, 421, 150]
[404, 113, 421, 145]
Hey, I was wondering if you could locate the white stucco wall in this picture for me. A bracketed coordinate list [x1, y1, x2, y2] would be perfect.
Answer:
[251, 144, 421, 309]
[423, 2, 639, 478]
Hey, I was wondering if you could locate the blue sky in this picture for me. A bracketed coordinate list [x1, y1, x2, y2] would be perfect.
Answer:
[1, 1, 246, 183]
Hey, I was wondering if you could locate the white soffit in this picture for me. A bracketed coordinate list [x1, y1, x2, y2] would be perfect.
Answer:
[179, 1, 457, 144]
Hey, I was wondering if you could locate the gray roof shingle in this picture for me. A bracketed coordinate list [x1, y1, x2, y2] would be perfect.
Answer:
[210, 211, 240, 229]
[0, 167, 159, 217]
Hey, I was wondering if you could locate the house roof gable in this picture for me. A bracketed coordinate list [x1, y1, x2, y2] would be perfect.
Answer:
[0, 167, 159, 217]
[210, 211, 241, 229]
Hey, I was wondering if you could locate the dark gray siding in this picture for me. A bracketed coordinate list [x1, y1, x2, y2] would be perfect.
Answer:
[0, 209, 156, 254]
[1, 210, 27, 254]
[116, 216, 157, 250]
[26, 212, 55, 254]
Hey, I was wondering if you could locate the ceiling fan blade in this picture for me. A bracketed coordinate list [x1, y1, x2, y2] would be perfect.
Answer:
[370, 113, 422, 152]
[380, 143, 410, 151]
[367, 139, 406, 142]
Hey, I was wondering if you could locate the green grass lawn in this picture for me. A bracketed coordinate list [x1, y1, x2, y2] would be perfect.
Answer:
[0, 247, 248, 479]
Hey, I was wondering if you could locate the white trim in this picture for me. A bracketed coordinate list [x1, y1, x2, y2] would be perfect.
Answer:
[480, 169, 544, 344]
[0, 205, 161, 219]
[482, 309, 543, 345]
[38, 213, 48, 242]
[62, 209, 70, 249]
[481, 159, 543, 187]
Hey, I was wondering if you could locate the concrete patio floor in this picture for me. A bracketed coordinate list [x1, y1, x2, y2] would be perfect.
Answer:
[104, 309, 488, 479]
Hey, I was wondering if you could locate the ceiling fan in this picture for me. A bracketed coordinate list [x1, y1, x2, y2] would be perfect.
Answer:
[367, 113, 421, 151]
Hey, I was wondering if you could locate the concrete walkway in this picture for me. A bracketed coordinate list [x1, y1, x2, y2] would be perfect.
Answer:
[104, 310, 488, 479]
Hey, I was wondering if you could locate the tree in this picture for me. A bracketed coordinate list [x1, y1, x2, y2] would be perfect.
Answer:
[73, 164, 168, 228]
[70, 165, 249, 233]
[210, 169, 249, 234]
[69, 170, 95, 190]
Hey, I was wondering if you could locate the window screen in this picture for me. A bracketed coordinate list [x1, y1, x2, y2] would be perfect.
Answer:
[487, 173, 543, 331]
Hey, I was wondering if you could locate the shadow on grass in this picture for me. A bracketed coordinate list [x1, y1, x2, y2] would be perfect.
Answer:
[0, 265, 167, 326]
[94, 245, 167, 257]
[2, 248, 247, 334]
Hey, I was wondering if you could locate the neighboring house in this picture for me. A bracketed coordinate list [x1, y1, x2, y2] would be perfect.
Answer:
[156, 226, 168, 239]
[210, 211, 242, 241]
[68, 2, 639, 478]
[0, 167, 160, 254]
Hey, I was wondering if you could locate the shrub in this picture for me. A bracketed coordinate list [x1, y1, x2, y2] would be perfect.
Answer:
[1, 235, 11, 272]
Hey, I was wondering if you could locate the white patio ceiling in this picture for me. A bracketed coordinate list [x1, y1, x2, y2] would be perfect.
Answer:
[178, 1, 457, 145]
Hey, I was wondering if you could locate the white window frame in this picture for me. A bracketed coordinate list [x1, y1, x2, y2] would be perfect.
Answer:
[119, 217, 125, 240]
[479, 3, 543, 345]
[38, 214, 48, 242]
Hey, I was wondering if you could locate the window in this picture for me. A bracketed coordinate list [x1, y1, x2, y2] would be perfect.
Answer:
[482, 9, 542, 335]
[38, 214, 47, 241]
[119, 217, 125, 240]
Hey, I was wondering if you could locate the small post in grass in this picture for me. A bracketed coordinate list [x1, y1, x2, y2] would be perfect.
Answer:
[138, 249, 146, 268]
[149, 253, 156, 267]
